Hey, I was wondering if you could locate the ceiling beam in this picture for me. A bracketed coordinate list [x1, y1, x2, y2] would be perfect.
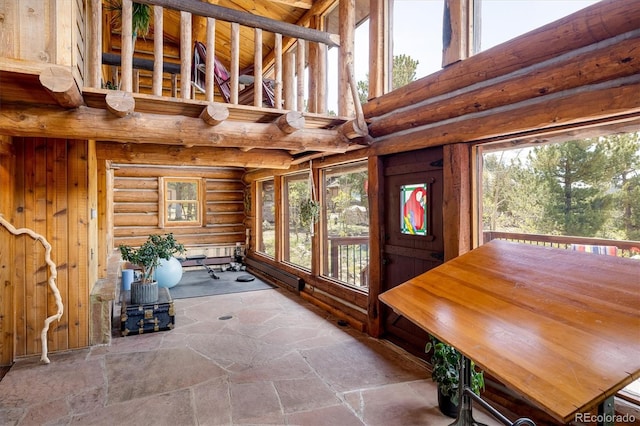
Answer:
[96, 141, 293, 169]
[0, 103, 350, 153]
[268, 0, 313, 10]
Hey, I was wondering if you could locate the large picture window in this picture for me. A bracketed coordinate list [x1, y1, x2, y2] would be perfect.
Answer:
[321, 161, 370, 289]
[257, 179, 276, 257]
[283, 172, 312, 270]
[161, 178, 202, 227]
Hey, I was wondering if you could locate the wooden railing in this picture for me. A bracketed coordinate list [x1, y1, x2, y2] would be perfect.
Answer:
[483, 231, 640, 258]
[327, 236, 369, 288]
[86, 0, 366, 135]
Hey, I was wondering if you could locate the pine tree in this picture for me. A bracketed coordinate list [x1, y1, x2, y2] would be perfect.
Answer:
[529, 139, 612, 237]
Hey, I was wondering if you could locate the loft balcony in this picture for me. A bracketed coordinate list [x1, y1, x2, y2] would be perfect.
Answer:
[0, 0, 369, 166]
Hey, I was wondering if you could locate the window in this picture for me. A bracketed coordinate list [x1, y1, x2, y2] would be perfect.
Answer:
[391, 0, 443, 87]
[478, 1, 599, 52]
[480, 131, 640, 241]
[283, 172, 312, 270]
[161, 178, 202, 227]
[257, 179, 276, 257]
[321, 161, 370, 289]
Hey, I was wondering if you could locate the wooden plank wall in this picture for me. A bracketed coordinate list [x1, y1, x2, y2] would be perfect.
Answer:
[4, 138, 90, 359]
[0, 0, 79, 68]
[0, 136, 15, 366]
[111, 164, 246, 251]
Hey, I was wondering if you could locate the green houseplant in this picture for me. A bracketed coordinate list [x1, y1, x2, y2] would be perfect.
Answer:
[119, 233, 185, 304]
[425, 336, 485, 417]
[299, 198, 321, 229]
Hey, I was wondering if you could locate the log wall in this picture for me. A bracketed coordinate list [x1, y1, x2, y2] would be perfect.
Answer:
[110, 164, 247, 253]
[0, 138, 93, 360]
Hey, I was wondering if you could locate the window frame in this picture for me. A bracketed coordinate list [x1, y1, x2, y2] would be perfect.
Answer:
[159, 177, 204, 228]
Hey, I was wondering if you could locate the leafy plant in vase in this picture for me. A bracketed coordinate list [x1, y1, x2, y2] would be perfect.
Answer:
[119, 233, 185, 304]
[425, 336, 485, 418]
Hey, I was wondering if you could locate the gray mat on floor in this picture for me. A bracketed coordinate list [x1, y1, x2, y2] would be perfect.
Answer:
[167, 269, 274, 300]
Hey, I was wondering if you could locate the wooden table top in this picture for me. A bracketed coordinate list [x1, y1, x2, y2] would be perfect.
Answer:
[379, 240, 640, 423]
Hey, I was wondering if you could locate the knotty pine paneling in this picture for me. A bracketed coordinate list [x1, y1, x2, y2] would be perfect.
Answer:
[9, 138, 90, 358]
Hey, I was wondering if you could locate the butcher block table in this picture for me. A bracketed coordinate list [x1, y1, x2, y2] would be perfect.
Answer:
[379, 240, 640, 425]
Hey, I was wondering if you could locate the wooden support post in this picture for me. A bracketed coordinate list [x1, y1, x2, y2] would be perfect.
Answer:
[338, 0, 355, 116]
[283, 50, 295, 110]
[368, 0, 388, 99]
[307, 41, 318, 113]
[296, 40, 305, 112]
[39, 66, 84, 108]
[152, 5, 164, 96]
[180, 11, 192, 99]
[230, 22, 240, 104]
[205, 18, 216, 102]
[87, 0, 102, 88]
[120, 0, 133, 92]
[199, 103, 229, 126]
[317, 42, 327, 113]
[254, 28, 263, 107]
[274, 34, 283, 109]
[275, 111, 305, 134]
[442, 0, 472, 67]
[105, 91, 135, 117]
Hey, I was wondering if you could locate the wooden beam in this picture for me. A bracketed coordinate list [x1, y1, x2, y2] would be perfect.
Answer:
[39, 66, 84, 108]
[368, 33, 640, 138]
[339, 119, 368, 140]
[200, 103, 229, 126]
[275, 111, 305, 134]
[105, 91, 135, 117]
[136, 0, 340, 47]
[0, 104, 350, 153]
[96, 142, 293, 169]
[268, 0, 313, 10]
[363, 0, 640, 118]
[371, 77, 640, 156]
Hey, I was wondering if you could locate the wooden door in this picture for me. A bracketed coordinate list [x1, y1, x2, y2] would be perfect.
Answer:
[381, 147, 444, 356]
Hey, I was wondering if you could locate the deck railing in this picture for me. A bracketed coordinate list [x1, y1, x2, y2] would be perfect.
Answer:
[483, 231, 640, 258]
[327, 236, 369, 288]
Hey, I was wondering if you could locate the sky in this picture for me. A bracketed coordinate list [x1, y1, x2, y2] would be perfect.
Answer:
[326, 0, 600, 112]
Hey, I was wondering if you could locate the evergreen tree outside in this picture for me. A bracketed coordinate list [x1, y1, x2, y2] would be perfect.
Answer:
[603, 133, 640, 240]
[529, 139, 612, 237]
[356, 54, 420, 104]
[482, 132, 640, 243]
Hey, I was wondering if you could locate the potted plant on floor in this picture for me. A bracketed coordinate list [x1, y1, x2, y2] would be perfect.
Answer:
[119, 233, 185, 304]
[425, 336, 485, 418]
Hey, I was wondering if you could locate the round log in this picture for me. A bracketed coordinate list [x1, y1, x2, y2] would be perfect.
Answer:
[105, 91, 135, 117]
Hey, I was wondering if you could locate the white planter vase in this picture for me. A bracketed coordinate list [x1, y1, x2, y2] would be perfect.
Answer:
[131, 280, 159, 305]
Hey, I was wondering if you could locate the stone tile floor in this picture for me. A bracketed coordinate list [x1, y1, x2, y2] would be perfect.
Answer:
[0, 287, 502, 425]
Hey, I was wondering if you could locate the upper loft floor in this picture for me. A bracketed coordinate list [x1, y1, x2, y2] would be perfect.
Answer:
[1, 0, 640, 168]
